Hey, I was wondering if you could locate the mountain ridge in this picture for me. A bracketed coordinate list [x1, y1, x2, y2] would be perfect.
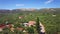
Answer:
[0, 8, 60, 13]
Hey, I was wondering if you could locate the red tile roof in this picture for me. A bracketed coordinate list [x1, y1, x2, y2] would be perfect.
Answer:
[28, 21, 36, 26]
[0, 24, 6, 29]
[0, 24, 12, 29]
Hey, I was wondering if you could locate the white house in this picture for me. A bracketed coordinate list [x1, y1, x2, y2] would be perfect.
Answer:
[23, 23, 28, 27]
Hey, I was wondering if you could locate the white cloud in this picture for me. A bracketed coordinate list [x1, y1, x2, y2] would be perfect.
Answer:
[45, 0, 54, 4]
[16, 4, 24, 6]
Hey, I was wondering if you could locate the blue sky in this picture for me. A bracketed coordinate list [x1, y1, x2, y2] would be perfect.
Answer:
[0, 0, 60, 9]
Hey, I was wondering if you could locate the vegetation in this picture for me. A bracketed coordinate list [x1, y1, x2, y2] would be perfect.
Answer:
[36, 17, 40, 34]
[0, 8, 60, 34]
[27, 26, 34, 34]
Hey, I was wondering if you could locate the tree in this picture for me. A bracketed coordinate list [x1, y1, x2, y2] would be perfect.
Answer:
[27, 26, 34, 34]
[36, 17, 40, 34]
[14, 29, 24, 34]
[3, 27, 11, 34]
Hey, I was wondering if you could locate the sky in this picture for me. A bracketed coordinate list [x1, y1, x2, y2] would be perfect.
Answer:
[0, 0, 60, 9]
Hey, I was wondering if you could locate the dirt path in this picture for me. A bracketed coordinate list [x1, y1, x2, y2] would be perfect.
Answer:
[40, 23, 45, 33]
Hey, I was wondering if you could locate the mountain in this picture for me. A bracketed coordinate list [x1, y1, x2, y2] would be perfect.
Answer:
[0, 8, 38, 13]
[0, 9, 10, 13]
[0, 8, 60, 14]
[38, 8, 60, 14]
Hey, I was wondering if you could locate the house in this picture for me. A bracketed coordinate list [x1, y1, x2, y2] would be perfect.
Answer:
[6, 23, 13, 28]
[6, 24, 14, 32]
[0, 24, 5, 31]
[0, 23, 13, 32]
[23, 23, 28, 27]
[28, 21, 36, 27]
[23, 21, 36, 27]
[0, 24, 6, 31]
[0, 24, 6, 29]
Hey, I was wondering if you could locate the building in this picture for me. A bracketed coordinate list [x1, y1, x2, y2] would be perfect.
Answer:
[23, 21, 36, 27]
[0, 23, 13, 31]
[28, 21, 36, 27]
[23, 23, 28, 27]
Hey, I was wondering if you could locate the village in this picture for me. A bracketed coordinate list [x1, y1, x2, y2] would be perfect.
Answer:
[0, 15, 45, 34]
